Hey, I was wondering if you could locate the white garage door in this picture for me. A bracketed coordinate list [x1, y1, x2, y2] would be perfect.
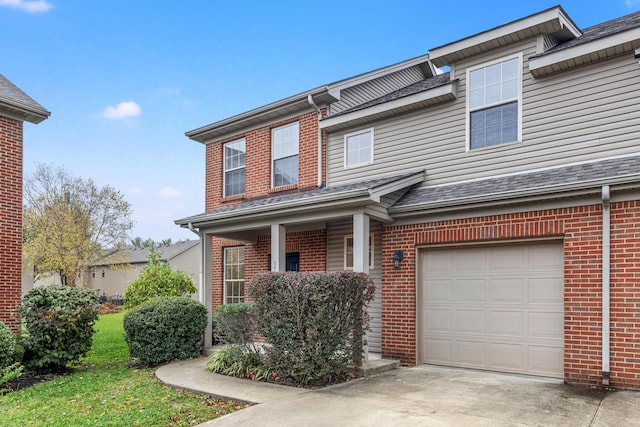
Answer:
[419, 242, 564, 378]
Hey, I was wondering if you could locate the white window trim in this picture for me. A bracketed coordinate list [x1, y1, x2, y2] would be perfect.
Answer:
[223, 246, 245, 304]
[343, 127, 374, 169]
[223, 138, 246, 198]
[344, 233, 374, 269]
[271, 122, 299, 188]
[465, 52, 523, 151]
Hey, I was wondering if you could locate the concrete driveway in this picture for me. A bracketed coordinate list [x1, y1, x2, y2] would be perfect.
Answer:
[157, 358, 640, 426]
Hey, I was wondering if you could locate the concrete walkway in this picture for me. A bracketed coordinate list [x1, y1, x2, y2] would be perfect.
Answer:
[156, 357, 640, 426]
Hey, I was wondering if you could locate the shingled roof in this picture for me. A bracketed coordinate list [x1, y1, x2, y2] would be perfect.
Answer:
[535, 10, 640, 57]
[0, 74, 50, 124]
[393, 155, 640, 212]
[93, 240, 199, 266]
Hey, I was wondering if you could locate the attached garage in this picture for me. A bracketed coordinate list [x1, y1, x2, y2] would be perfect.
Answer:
[418, 241, 564, 378]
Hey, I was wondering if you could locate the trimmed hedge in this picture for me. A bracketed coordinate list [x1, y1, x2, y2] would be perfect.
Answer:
[247, 271, 374, 384]
[212, 303, 256, 345]
[123, 297, 207, 366]
[20, 285, 99, 371]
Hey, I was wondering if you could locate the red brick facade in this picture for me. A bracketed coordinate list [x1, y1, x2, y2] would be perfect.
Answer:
[0, 116, 23, 333]
[380, 201, 640, 389]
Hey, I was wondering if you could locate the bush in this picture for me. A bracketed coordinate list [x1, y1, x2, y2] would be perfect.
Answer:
[206, 344, 270, 381]
[123, 296, 207, 366]
[212, 303, 256, 345]
[0, 320, 24, 391]
[247, 271, 374, 384]
[0, 320, 23, 368]
[124, 246, 197, 308]
[20, 285, 99, 371]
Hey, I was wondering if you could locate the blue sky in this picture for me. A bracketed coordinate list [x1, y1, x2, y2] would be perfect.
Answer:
[3, 0, 639, 242]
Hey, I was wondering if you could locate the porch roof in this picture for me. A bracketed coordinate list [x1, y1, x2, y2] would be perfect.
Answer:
[176, 171, 425, 233]
[392, 155, 640, 215]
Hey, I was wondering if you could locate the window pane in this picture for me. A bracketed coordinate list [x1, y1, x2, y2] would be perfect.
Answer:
[470, 102, 518, 149]
[274, 155, 298, 187]
[272, 123, 299, 159]
[346, 130, 372, 167]
[224, 139, 246, 171]
[224, 247, 245, 304]
[225, 168, 245, 197]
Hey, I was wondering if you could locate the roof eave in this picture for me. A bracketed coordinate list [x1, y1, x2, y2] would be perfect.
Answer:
[529, 27, 640, 77]
[430, 6, 581, 68]
[0, 100, 51, 124]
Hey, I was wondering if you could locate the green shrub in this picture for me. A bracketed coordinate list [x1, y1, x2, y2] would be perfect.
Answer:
[247, 271, 374, 384]
[212, 303, 256, 345]
[20, 285, 99, 371]
[124, 245, 197, 308]
[123, 296, 207, 366]
[0, 320, 23, 368]
[0, 363, 23, 393]
[206, 345, 271, 381]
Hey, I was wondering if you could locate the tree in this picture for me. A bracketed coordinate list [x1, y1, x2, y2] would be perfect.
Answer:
[23, 164, 134, 287]
[123, 244, 197, 308]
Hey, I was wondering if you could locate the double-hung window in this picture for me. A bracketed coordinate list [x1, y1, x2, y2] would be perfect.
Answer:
[344, 234, 374, 269]
[467, 54, 522, 150]
[223, 247, 245, 304]
[344, 128, 374, 168]
[272, 122, 299, 187]
[223, 138, 246, 197]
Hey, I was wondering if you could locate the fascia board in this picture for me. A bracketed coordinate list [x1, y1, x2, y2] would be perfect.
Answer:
[390, 173, 640, 214]
[430, 7, 580, 67]
[0, 100, 50, 124]
[319, 83, 456, 131]
[529, 27, 640, 77]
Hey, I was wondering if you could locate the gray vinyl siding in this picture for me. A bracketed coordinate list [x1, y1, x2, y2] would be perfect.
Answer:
[326, 220, 382, 354]
[330, 67, 424, 115]
[327, 38, 640, 188]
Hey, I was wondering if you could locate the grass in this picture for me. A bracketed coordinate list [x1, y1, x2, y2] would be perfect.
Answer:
[0, 311, 244, 426]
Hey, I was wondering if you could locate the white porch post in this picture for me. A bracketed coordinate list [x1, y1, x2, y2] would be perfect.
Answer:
[201, 233, 213, 348]
[353, 213, 370, 274]
[271, 224, 286, 272]
[353, 212, 370, 362]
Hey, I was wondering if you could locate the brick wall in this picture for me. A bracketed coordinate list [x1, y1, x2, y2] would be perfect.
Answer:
[210, 229, 327, 308]
[0, 116, 23, 333]
[205, 111, 323, 212]
[381, 202, 640, 390]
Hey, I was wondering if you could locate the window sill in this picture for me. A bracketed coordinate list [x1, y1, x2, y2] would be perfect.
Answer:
[222, 194, 245, 203]
[269, 184, 298, 193]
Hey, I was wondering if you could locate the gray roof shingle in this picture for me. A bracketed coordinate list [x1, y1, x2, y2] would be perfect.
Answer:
[393, 156, 640, 210]
[534, 10, 640, 57]
[0, 74, 50, 123]
[94, 240, 199, 266]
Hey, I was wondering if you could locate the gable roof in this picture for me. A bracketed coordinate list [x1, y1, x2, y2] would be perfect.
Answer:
[392, 155, 640, 215]
[93, 240, 200, 266]
[0, 74, 50, 124]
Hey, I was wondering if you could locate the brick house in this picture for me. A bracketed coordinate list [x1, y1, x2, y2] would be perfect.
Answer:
[0, 74, 50, 333]
[177, 6, 640, 389]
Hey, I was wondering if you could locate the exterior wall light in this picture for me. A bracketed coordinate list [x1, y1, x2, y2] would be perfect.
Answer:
[393, 250, 404, 269]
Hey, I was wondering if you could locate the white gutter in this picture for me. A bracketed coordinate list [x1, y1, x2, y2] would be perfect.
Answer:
[308, 95, 323, 187]
[601, 185, 611, 387]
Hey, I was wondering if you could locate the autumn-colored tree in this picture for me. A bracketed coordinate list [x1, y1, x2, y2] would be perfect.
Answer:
[23, 164, 134, 287]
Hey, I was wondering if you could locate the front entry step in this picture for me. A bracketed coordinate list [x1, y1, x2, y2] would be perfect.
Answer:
[349, 358, 400, 377]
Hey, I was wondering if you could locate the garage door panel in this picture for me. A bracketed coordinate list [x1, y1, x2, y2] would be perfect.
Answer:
[455, 310, 485, 334]
[421, 242, 564, 378]
[491, 278, 525, 302]
[455, 279, 485, 302]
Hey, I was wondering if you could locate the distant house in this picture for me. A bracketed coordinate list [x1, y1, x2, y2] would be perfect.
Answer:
[178, 6, 640, 390]
[0, 74, 49, 333]
[86, 240, 201, 303]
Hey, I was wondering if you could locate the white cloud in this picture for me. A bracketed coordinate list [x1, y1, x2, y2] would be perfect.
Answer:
[0, 0, 52, 12]
[156, 187, 181, 199]
[626, 0, 640, 7]
[128, 186, 143, 197]
[100, 101, 141, 120]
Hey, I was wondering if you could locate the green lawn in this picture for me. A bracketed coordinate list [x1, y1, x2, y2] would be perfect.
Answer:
[0, 311, 243, 426]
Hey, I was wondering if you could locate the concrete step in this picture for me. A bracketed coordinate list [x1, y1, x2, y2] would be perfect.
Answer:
[349, 358, 400, 377]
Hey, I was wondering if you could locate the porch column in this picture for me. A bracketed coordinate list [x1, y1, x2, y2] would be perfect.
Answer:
[201, 233, 213, 348]
[352, 213, 370, 274]
[271, 223, 286, 272]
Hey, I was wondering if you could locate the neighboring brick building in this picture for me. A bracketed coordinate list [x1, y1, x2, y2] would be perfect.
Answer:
[178, 6, 640, 390]
[0, 74, 50, 333]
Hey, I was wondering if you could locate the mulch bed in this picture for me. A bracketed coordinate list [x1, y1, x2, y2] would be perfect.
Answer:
[2, 369, 72, 393]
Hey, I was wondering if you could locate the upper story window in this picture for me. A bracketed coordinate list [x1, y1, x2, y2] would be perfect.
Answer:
[467, 54, 522, 150]
[224, 138, 246, 197]
[344, 128, 374, 168]
[272, 122, 299, 187]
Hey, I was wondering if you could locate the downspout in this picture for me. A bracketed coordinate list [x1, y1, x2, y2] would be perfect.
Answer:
[601, 185, 611, 387]
[307, 94, 323, 187]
